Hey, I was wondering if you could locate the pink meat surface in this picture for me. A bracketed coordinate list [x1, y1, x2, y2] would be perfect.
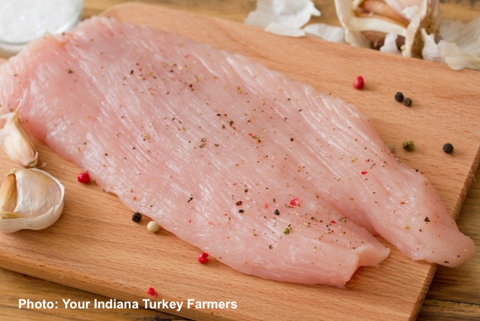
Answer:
[0, 17, 474, 284]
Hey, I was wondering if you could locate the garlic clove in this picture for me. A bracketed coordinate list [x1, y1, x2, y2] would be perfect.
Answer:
[356, 11, 409, 29]
[0, 168, 65, 233]
[359, 0, 409, 26]
[0, 103, 39, 168]
[0, 172, 17, 213]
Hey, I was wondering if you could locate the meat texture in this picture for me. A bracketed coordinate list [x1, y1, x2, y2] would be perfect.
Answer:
[0, 17, 474, 285]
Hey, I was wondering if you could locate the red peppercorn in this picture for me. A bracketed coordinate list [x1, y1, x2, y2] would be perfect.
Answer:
[77, 171, 91, 184]
[198, 252, 209, 264]
[290, 197, 300, 206]
[353, 76, 364, 90]
[146, 287, 157, 298]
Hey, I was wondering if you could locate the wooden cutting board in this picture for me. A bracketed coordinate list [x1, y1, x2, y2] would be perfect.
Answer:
[0, 3, 479, 321]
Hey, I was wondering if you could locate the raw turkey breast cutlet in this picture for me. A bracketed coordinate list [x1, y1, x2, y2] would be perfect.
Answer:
[0, 17, 474, 286]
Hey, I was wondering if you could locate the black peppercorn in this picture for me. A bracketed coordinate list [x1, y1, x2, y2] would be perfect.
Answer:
[403, 98, 412, 107]
[395, 92, 404, 102]
[132, 212, 142, 223]
[274, 209, 280, 215]
[443, 143, 454, 154]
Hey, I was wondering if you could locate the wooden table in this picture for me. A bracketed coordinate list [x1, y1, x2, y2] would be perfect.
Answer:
[1, 1, 479, 320]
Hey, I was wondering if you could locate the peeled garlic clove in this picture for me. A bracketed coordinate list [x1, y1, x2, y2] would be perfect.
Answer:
[0, 104, 39, 168]
[0, 168, 65, 233]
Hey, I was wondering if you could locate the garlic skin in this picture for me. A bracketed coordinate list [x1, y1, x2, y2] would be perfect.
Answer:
[380, 33, 401, 54]
[245, 0, 320, 29]
[303, 23, 345, 43]
[265, 22, 307, 37]
[0, 106, 38, 168]
[422, 18, 480, 71]
[0, 168, 65, 233]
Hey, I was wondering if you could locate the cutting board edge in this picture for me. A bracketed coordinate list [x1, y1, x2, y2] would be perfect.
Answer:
[0, 2, 476, 321]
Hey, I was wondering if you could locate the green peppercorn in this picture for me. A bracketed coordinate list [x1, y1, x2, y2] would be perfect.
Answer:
[132, 212, 142, 223]
[402, 140, 415, 151]
[403, 98, 412, 107]
[395, 92, 404, 102]
[443, 143, 454, 154]
[387, 143, 395, 153]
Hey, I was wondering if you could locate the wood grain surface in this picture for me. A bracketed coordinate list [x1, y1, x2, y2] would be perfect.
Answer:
[0, 1, 479, 320]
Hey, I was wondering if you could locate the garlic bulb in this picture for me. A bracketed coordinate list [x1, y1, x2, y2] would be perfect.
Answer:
[334, 0, 440, 57]
[0, 103, 39, 168]
[0, 168, 65, 233]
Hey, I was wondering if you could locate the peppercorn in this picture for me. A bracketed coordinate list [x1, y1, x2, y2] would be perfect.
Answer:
[402, 140, 415, 151]
[443, 143, 454, 154]
[403, 98, 412, 107]
[132, 212, 142, 223]
[387, 143, 395, 153]
[274, 209, 280, 215]
[147, 221, 160, 233]
[394, 92, 404, 102]
[353, 76, 364, 90]
[77, 171, 91, 184]
[146, 287, 157, 298]
[198, 252, 209, 264]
